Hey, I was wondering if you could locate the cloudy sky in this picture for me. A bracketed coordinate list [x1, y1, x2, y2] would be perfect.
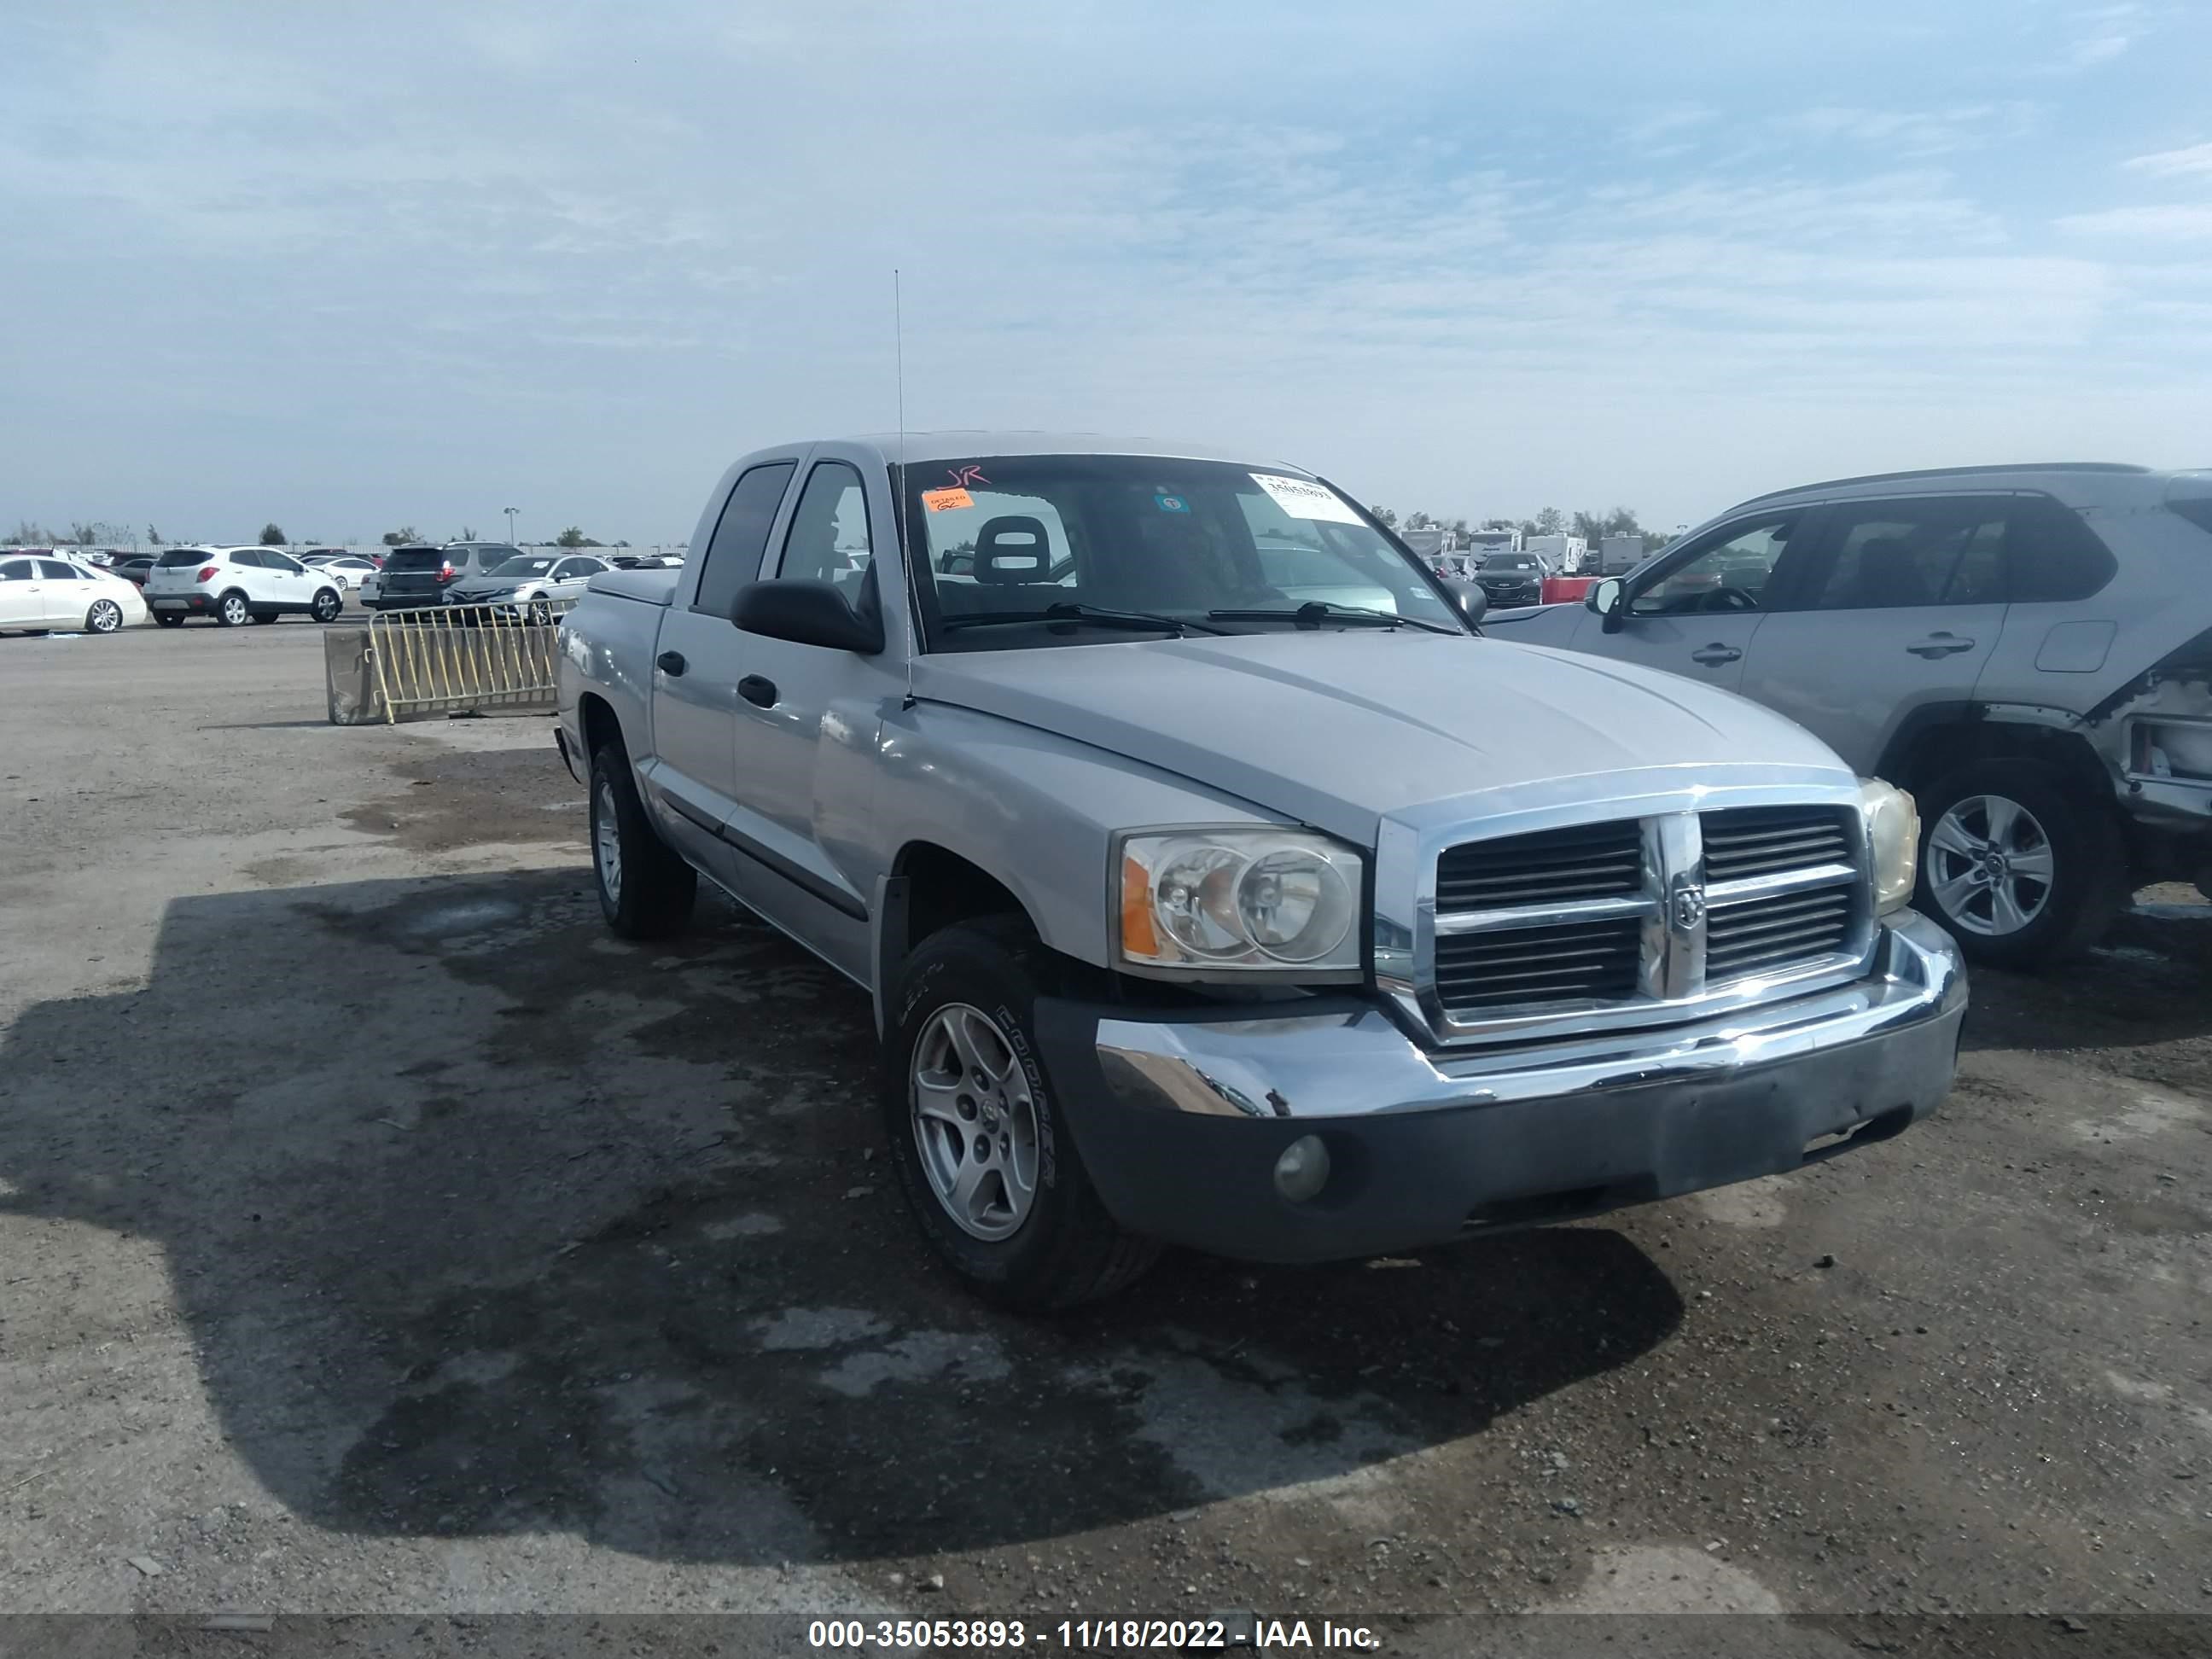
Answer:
[4, 1, 2209, 545]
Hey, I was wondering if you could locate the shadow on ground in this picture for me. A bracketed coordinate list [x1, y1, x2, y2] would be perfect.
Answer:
[0, 869, 1682, 1566]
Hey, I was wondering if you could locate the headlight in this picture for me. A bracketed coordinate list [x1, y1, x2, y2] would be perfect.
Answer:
[1858, 777, 1918, 915]
[1117, 829, 1363, 975]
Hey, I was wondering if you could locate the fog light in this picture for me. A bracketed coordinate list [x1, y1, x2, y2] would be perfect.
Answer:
[1273, 1134, 1330, 1203]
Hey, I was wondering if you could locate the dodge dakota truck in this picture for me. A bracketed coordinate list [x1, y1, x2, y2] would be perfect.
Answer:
[556, 434, 1965, 1308]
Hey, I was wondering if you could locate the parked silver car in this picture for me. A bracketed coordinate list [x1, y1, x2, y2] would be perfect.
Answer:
[556, 434, 1961, 1307]
[1495, 463, 2212, 965]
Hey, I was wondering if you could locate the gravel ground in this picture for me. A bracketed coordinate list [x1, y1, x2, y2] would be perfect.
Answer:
[0, 622, 2208, 1652]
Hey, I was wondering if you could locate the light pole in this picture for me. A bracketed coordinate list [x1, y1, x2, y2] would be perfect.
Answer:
[504, 506, 520, 546]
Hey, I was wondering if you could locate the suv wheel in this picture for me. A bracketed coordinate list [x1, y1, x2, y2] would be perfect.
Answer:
[1916, 759, 2126, 968]
[154, 613, 183, 628]
[587, 742, 697, 939]
[216, 591, 252, 627]
[882, 917, 1161, 1310]
[311, 587, 341, 623]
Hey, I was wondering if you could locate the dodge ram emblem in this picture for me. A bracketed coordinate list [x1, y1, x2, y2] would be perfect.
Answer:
[1673, 888, 1708, 929]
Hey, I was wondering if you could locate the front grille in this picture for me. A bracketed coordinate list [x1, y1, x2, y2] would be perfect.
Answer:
[1434, 916, 1642, 1010]
[1425, 800, 1866, 1037]
[1701, 805, 1853, 882]
[1706, 887, 1854, 981]
[1435, 819, 1643, 910]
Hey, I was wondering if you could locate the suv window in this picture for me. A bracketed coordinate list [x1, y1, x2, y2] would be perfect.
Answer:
[1633, 513, 1802, 615]
[230, 549, 268, 569]
[694, 462, 796, 617]
[777, 462, 871, 585]
[2008, 495, 2118, 602]
[264, 551, 303, 574]
[1806, 498, 2011, 610]
[154, 549, 207, 568]
[386, 549, 445, 571]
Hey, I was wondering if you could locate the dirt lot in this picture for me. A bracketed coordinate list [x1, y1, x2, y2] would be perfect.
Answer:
[2, 622, 2209, 1648]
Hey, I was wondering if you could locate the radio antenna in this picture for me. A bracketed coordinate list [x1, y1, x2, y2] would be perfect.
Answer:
[893, 268, 917, 710]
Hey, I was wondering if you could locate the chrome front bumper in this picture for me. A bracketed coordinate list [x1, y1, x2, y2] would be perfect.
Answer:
[1036, 911, 1965, 1264]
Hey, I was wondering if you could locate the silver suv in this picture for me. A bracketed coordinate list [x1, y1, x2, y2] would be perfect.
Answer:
[1499, 463, 2212, 966]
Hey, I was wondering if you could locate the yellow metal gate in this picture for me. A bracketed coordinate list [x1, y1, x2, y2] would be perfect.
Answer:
[365, 598, 578, 722]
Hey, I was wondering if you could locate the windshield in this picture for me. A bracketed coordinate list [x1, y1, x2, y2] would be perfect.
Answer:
[900, 454, 1459, 650]
[486, 556, 558, 579]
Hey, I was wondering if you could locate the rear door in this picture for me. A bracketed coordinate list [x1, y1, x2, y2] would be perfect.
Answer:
[1737, 494, 2011, 776]
[643, 457, 800, 888]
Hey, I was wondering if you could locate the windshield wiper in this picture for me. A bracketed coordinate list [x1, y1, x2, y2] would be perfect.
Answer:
[940, 602, 1229, 637]
[1208, 600, 1462, 636]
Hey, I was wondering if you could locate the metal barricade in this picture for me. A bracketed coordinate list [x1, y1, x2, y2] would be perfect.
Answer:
[364, 597, 579, 723]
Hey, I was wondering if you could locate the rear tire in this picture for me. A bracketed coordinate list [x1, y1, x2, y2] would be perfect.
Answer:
[588, 742, 696, 940]
[1914, 758, 2127, 969]
[882, 916, 1161, 1310]
[154, 614, 183, 629]
[216, 591, 252, 627]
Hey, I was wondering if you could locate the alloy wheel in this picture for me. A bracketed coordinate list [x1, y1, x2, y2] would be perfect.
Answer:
[1927, 793, 2055, 937]
[910, 1002, 1041, 1242]
[593, 777, 623, 906]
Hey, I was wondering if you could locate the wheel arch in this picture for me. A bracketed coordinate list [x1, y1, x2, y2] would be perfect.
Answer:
[1877, 705, 2116, 807]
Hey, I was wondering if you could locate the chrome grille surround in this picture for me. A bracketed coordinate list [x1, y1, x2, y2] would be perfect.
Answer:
[1374, 771, 1877, 1048]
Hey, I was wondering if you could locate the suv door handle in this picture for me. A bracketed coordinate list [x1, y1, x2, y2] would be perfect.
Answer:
[1906, 632, 1976, 659]
[1690, 643, 1742, 666]
[739, 674, 778, 707]
[655, 651, 686, 676]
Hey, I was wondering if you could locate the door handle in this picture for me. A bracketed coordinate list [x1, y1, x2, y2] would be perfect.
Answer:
[1906, 633, 1976, 659]
[739, 674, 778, 707]
[1690, 643, 1742, 666]
[655, 651, 686, 676]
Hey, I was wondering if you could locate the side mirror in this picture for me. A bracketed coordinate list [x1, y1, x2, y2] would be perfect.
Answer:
[1588, 577, 1627, 633]
[731, 579, 884, 654]
[1444, 579, 1488, 627]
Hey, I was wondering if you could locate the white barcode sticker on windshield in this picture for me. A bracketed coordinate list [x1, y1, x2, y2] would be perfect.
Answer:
[1250, 473, 1362, 524]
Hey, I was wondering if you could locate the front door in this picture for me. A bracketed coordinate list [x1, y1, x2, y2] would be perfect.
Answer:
[1580, 509, 1812, 692]
[644, 459, 798, 886]
[722, 457, 896, 975]
[1737, 494, 2011, 777]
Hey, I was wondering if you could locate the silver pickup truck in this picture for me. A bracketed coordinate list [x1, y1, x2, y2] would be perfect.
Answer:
[556, 434, 1965, 1308]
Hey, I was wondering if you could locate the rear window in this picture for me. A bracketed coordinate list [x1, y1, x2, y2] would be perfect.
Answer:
[386, 550, 445, 570]
[2007, 496, 2118, 602]
[155, 550, 208, 568]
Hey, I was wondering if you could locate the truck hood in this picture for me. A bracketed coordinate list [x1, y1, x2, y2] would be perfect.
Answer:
[909, 632, 1848, 843]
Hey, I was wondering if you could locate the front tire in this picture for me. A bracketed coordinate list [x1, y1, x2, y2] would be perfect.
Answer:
[1915, 759, 2127, 969]
[311, 587, 341, 623]
[882, 917, 1161, 1310]
[86, 599, 123, 633]
[588, 742, 696, 939]
[216, 591, 252, 627]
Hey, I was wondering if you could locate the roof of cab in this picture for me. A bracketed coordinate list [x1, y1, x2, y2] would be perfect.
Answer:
[822, 430, 1312, 472]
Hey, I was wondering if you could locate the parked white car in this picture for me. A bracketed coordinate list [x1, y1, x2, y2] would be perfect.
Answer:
[142, 546, 346, 627]
[443, 552, 611, 619]
[0, 553, 149, 635]
[300, 554, 381, 591]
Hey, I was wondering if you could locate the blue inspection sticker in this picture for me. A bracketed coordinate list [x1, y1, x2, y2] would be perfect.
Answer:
[1155, 493, 1190, 513]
